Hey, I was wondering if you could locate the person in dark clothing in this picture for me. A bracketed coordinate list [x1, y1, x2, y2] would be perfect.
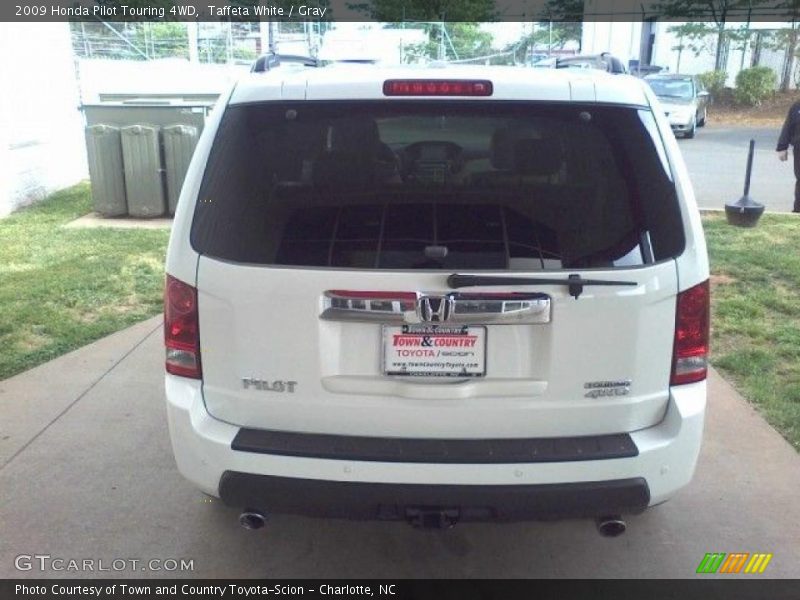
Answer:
[776, 100, 800, 213]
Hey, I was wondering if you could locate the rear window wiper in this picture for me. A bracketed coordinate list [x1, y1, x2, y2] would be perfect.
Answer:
[447, 274, 638, 299]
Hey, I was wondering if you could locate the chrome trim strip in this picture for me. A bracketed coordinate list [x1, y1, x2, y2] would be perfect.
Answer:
[321, 292, 551, 325]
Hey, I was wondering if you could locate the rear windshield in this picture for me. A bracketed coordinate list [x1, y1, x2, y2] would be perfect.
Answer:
[191, 101, 684, 270]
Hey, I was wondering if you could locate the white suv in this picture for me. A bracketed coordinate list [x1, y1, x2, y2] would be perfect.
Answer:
[164, 64, 709, 533]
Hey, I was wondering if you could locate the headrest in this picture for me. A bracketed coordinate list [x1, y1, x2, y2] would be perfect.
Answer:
[326, 118, 380, 154]
[313, 120, 381, 189]
[490, 128, 515, 169]
[491, 127, 563, 176]
[513, 138, 563, 176]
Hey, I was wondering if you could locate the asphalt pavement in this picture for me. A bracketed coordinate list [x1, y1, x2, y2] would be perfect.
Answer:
[1, 316, 799, 578]
[681, 125, 796, 212]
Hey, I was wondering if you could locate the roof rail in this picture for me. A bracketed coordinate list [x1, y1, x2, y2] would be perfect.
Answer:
[251, 53, 318, 73]
[331, 59, 379, 65]
[554, 52, 627, 75]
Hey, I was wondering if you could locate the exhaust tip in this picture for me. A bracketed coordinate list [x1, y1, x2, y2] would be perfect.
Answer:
[596, 515, 626, 537]
[239, 510, 267, 530]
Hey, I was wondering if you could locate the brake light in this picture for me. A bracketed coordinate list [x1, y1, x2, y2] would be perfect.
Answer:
[383, 79, 493, 96]
[671, 280, 710, 386]
[164, 274, 201, 379]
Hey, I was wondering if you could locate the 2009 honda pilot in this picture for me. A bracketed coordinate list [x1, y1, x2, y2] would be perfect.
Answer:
[164, 64, 709, 532]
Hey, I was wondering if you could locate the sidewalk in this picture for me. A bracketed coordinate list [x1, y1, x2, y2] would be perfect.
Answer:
[0, 316, 162, 468]
[0, 317, 798, 578]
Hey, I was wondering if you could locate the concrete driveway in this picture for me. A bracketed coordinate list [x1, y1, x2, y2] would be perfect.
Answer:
[1, 316, 799, 579]
[681, 125, 795, 212]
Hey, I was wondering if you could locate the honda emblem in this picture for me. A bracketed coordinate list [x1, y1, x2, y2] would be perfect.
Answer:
[417, 295, 453, 322]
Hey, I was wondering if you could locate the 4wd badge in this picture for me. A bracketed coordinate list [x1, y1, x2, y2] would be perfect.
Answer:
[583, 380, 631, 398]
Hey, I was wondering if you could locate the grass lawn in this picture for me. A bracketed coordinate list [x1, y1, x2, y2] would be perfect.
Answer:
[704, 213, 800, 451]
[0, 183, 169, 380]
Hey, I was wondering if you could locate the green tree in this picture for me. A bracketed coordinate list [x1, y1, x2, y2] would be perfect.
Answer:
[726, 23, 757, 71]
[71, 22, 189, 60]
[698, 70, 728, 96]
[133, 22, 189, 59]
[734, 65, 776, 105]
[537, 0, 583, 50]
[654, 0, 769, 71]
[401, 22, 494, 62]
[348, 0, 498, 63]
[509, 22, 582, 63]
[505, 0, 584, 64]
[347, 0, 497, 21]
[768, 25, 800, 92]
[441, 22, 493, 60]
[762, 1, 800, 91]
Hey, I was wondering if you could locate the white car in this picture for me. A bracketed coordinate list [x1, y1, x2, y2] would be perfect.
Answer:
[164, 62, 710, 534]
[645, 74, 710, 139]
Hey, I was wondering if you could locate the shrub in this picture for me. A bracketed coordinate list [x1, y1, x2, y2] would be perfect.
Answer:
[699, 70, 727, 97]
[734, 66, 777, 106]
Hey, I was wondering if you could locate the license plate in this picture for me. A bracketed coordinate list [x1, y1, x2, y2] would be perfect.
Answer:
[382, 325, 486, 377]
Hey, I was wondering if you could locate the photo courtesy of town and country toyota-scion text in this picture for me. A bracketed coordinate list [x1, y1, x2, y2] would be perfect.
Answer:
[13, 583, 396, 597]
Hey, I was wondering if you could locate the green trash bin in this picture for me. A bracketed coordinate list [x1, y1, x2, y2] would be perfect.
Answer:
[121, 124, 166, 217]
[82, 100, 214, 217]
[85, 124, 127, 217]
[163, 124, 199, 215]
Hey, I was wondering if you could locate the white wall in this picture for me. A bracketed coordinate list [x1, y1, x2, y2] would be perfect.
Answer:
[581, 21, 643, 64]
[582, 20, 795, 89]
[650, 22, 717, 76]
[648, 22, 793, 88]
[0, 23, 87, 217]
[76, 58, 247, 103]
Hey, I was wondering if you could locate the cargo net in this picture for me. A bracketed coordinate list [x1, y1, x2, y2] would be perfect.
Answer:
[274, 192, 563, 270]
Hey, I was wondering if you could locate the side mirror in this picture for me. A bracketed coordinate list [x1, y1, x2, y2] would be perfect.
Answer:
[698, 90, 710, 98]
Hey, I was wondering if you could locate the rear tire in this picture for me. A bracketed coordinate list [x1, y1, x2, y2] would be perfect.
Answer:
[698, 108, 707, 127]
[684, 117, 696, 139]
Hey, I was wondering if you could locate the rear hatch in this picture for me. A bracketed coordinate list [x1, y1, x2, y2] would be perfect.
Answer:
[190, 99, 685, 439]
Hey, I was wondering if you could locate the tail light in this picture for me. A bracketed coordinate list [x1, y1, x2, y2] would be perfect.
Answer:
[671, 280, 710, 386]
[164, 274, 201, 379]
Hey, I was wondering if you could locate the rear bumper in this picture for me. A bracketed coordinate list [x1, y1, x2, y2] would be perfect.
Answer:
[219, 472, 649, 521]
[165, 375, 705, 519]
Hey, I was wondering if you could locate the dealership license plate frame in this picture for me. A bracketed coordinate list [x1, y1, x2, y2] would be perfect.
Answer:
[382, 325, 487, 377]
